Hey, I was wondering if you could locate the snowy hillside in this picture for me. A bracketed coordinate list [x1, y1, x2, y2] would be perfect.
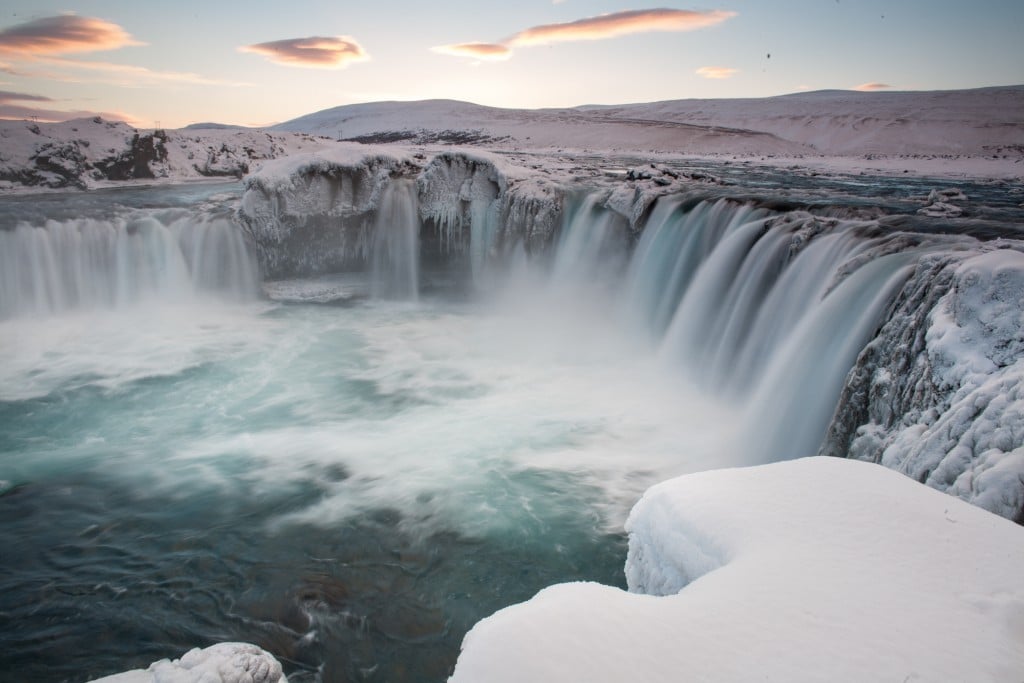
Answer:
[275, 86, 1024, 158]
[1, 86, 1021, 193]
[0, 117, 337, 191]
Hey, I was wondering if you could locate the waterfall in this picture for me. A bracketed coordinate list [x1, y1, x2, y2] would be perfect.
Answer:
[0, 211, 259, 319]
[550, 193, 630, 289]
[547, 192, 924, 467]
[370, 179, 420, 300]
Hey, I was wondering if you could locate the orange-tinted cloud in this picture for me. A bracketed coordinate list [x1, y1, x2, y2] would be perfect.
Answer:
[430, 42, 512, 61]
[0, 90, 140, 125]
[0, 14, 141, 56]
[240, 36, 368, 69]
[0, 90, 53, 103]
[853, 82, 892, 91]
[434, 8, 735, 61]
[508, 8, 737, 46]
[695, 66, 737, 79]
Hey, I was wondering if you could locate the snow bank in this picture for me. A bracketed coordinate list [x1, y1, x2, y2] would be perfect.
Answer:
[451, 457, 1024, 683]
[91, 643, 287, 683]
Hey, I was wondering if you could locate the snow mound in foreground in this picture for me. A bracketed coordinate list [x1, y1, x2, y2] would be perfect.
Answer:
[91, 643, 287, 683]
[451, 457, 1024, 682]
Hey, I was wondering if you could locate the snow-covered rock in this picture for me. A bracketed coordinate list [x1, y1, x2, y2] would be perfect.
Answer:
[917, 187, 969, 217]
[237, 147, 418, 277]
[828, 248, 1024, 521]
[238, 148, 564, 279]
[450, 457, 1024, 683]
[91, 643, 287, 683]
[417, 150, 561, 262]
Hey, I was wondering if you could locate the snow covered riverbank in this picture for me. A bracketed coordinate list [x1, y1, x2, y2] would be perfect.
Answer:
[451, 457, 1024, 682]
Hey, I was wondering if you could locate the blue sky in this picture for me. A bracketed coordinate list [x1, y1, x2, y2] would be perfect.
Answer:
[0, 1, 1021, 128]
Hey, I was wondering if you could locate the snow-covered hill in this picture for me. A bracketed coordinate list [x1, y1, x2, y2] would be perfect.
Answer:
[274, 86, 1024, 158]
[1, 86, 1021, 192]
[0, 117, 337, 191]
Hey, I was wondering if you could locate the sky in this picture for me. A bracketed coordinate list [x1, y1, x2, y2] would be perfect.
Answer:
[0, 0, 1021, 129]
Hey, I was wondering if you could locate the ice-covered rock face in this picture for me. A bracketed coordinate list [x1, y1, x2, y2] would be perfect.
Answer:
[238, 148, 418, 278]
[416, 150, 563, 268]
[239, 148, 566, 280]
[825, 247, 1024, 521]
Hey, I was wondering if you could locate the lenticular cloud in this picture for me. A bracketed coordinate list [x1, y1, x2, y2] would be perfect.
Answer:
[0, 14, 142, 56]
[508, 9, 737, 47]
[431, 8, 737, 61]
[240, 36, 369, 69]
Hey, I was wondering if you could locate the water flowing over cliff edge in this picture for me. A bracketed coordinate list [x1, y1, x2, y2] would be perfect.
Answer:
[234, 148, 1024, 521]
[2, 147, 1023, 682]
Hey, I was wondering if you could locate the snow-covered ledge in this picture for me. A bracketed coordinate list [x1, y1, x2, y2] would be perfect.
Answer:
[91, 643, 287, 683]
[450, 458, 1024, 682]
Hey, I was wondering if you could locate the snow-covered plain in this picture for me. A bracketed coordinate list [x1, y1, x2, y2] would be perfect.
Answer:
[450, 457, 1024, 683]
[273, 86, 1024, 179]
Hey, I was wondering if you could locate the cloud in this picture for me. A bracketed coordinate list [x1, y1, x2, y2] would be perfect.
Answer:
[0, 14, 238, 88]
[30, 56, 249, 87]
[853, 82, 892, 91]
[430, 42, 512, 61]
[508, 8, 737, 47]
[240, 36, 368, 69]
[0, 89, 54, 103]
[0, 14, 142, 56]
[433, 8, 735, 61]
[0, 88, 143, 125]
[695, 66, 737, 79]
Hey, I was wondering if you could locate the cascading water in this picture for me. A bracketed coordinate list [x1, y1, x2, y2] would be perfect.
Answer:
[549, 193, 630, 289]
[0, 210, 258, 319]
[3, 167, 1022, 683]
[370, 179, 420, 300]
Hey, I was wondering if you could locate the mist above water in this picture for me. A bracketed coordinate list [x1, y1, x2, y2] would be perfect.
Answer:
[0, 177, 948, 681]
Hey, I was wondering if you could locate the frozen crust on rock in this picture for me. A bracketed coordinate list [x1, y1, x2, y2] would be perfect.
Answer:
[91, 642, 287, 683]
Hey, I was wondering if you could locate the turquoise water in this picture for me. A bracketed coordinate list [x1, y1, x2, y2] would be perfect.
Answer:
[0, 185, 727, 680]
[3, 172, 1019, 682]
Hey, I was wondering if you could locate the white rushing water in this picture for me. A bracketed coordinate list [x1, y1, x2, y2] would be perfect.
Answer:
[0, 188, 932, 533]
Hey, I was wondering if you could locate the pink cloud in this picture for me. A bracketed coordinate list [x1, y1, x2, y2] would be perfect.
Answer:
[31, 56, 248, 87]
[853, 82, 892, 91]
[0, 89, 53, 103]
[240, 36, 368, 69]
[509, 8, 737, 46]
[0, 14, 142, 56]
[695, 66, 738, 79]
[433, 8, 736, 60]
[431, 42, 512, 61]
